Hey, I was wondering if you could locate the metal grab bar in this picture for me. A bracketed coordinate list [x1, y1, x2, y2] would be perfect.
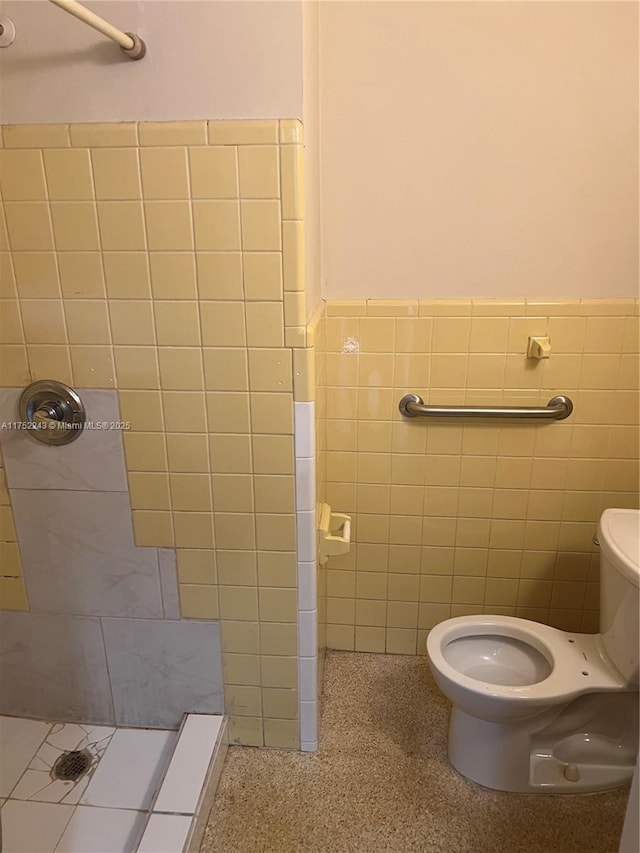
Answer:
[399, 394, 573, 421]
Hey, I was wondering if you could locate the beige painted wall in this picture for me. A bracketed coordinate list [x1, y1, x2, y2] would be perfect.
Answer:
[0, 1, 304, 123]
[303, 1, 322, 321]
[319, 2, 639, 300]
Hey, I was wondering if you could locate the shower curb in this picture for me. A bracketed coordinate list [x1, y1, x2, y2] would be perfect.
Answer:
[135, 714, 228, 853]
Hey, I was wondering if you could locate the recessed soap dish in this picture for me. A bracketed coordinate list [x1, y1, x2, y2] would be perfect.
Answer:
[318, 503, 351, 565]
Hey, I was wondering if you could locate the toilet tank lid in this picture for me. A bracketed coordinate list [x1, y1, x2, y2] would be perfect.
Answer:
[599, 509, 640, 585]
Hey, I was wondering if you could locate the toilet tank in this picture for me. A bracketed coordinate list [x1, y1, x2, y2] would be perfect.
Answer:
[598, 508, 640, 686]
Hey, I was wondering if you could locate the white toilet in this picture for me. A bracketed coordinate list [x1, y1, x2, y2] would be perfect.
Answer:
[426, 508, 639, 793]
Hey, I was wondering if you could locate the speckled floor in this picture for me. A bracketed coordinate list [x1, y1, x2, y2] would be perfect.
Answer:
[202, 651, 629, 853]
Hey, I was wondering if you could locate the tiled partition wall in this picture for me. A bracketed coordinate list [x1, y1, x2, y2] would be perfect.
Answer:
[314, 299, 639, 654]
[308, 304, 327, 700]
[0, 119, 318, 749]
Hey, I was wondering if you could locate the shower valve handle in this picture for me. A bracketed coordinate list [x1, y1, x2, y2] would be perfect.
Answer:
[19, 379, 86, 445]
[33, 402, 65, 428]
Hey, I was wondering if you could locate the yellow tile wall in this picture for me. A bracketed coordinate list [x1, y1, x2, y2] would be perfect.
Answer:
[313, 298, 639, 655]
[0, 119, 307, 748]
[0, 455, 27, 611]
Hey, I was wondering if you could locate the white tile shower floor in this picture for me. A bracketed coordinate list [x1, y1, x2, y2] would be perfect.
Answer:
[0, 713, 226, 853]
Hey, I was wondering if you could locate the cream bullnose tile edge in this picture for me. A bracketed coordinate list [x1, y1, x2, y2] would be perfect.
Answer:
[297, 561, 316, 612]
[300, 700, 318, 747]
[299, 610, 318, 658]
[323, 298, 640, 318]
[136, 714, 228, 853]
[138, 122, 207, 147]
[295, 400, 319, 751]
[367, 300, 419, 317]
[279, 119, 303, 144]
[298, 656, 317, 704]
[208, 120, 279, 146]
[294, 402, 315, 458]
[295, 458, 315, 513]
[1, 119, 302, 148]
[2, 125, 70, 148]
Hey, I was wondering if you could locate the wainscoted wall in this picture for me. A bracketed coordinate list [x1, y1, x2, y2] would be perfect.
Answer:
[312, 298, 639, 655]
[0, 119, 318, 749]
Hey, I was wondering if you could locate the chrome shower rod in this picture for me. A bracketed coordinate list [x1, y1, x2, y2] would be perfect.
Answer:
[49, 0, 146, 59]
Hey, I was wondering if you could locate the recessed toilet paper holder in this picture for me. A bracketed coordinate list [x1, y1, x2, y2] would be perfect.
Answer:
[19, 379, 86, 445]
[318, 503, 351, 565]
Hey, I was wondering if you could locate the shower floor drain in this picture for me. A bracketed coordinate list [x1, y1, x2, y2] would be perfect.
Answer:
[52, 749, 92, 782]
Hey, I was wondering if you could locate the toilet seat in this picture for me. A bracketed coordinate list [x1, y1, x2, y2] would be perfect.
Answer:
[443, 633, 552, 687]
[427, 615, 626, 723]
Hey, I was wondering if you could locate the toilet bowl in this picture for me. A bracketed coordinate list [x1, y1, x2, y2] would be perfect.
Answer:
[426, 508, 640, 793]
